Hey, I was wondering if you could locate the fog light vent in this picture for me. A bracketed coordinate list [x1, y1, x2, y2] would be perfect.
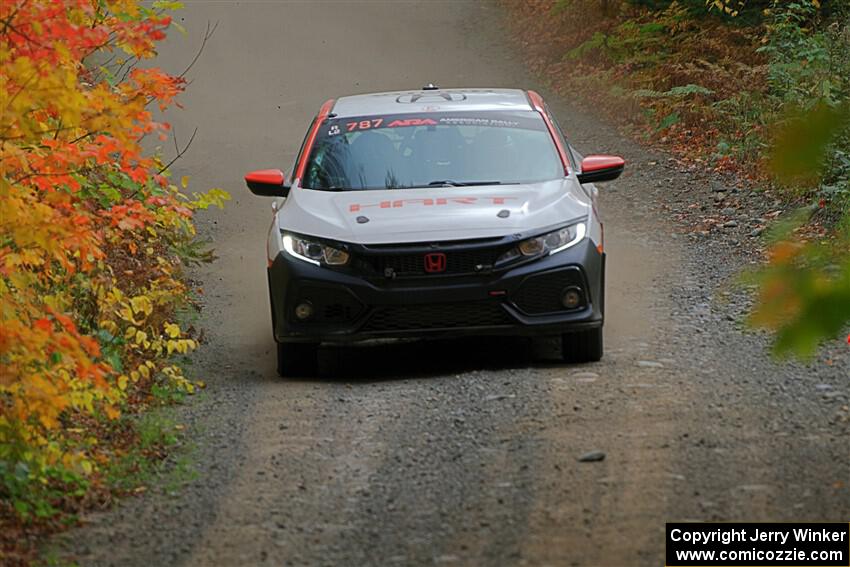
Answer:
[294, 301, 314, 320]
[561, 287, 583, 309]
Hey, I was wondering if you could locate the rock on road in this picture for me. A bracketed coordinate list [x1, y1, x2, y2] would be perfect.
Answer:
[54, 2, 849, 566]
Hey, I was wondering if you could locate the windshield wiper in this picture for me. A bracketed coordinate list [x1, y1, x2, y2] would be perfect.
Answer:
[425, 180, 511, 187]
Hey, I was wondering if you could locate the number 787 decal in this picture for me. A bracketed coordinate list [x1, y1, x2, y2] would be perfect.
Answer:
[346, 118, 384, 132]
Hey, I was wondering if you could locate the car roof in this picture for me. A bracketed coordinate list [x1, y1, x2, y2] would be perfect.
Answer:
[330, 87, 533, 118]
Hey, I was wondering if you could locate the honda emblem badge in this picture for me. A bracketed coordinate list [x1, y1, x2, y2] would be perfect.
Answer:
[424, 252, 447, 273]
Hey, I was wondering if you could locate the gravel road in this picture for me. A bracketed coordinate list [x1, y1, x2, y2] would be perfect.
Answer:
[52, 2, 848, 566]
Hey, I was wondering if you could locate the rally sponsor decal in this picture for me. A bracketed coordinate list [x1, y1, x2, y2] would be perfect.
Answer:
[348, 196, 517, 213]
[438, 117, 520, 128]
[316, 110, 547, 143]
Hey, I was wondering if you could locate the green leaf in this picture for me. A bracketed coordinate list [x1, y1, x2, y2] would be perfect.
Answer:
[152, 0, 184, 10]
[639, 22, 666, 35]
[14, 500, 30, 517]
[633, 84, 714, 99]
[98, 184, 122, 205]
[666, 84, 714, 97]
[657, 112, 681, 131]
[770, 103, 850, 186]
[105, 350, 123, 373]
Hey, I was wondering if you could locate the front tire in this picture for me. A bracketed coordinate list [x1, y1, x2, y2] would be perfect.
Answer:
[561, 327, 603, 363]
[276, 341, 318, 377]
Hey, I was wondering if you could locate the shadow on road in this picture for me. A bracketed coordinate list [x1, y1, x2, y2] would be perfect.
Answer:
[301, 335, 569, 382]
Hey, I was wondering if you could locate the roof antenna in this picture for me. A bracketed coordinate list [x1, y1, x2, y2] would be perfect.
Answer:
[422, 83, 439, 91]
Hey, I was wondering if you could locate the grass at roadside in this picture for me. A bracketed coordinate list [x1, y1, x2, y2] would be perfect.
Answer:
[103, 409, 198, 495]
[3, 397, 202, 566]
[34, 409, 198, 567]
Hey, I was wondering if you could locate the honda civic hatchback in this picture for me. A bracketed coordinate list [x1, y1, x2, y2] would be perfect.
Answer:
[245, 86, 624, 376]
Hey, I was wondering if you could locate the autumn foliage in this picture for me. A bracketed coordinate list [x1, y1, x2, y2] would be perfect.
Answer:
[0, 0, 227, 544]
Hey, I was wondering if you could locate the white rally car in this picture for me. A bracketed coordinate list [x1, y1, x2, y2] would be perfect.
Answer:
[245, 87, 624, 376]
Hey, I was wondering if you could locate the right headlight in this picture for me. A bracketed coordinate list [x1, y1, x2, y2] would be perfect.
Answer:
[282, 233, 350, 266]
[497, 221, 586, 263]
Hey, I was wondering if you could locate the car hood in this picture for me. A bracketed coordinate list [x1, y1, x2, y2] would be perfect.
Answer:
[278, 179, 590, 244]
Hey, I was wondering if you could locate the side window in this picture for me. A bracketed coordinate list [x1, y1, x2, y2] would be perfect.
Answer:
[543, 103, 577, 172]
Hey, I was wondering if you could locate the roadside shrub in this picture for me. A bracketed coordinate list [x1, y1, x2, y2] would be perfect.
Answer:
[0, 0, 228, 537]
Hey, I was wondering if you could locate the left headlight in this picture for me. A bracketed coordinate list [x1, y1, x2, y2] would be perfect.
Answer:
[497, 221, 586, 263]
[282, 233, 350, 266]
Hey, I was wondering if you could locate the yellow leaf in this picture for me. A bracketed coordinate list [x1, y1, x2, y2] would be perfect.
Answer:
[117, 374, 129, 391]
[164, 322, 180, 338]
[118, 306, 138, 323]
[130, 296, 153, 316]
[181, 175, 189, 188]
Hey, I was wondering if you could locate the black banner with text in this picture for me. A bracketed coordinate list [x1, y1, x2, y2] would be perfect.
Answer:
[666, 523, 849, 566]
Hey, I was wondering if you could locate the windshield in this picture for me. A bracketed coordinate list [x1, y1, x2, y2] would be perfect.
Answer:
[301, 111, 564, 191]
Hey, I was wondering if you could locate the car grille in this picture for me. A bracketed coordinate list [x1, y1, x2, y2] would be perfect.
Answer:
[366, 249, 500, 276]
[362, 302, 513, 332]
[355, 238, 511, 278]
[512, 268, 587, 315]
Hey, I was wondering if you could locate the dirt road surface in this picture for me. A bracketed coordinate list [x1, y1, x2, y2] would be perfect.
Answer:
[53, 2, 848, 566]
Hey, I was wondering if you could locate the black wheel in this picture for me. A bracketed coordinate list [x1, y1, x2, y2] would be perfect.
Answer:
[561, 327, 603, 363]
[276, 341, 318, 377]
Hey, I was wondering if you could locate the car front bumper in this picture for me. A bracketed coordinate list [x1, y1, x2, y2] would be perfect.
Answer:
[267, 239, 604, 343]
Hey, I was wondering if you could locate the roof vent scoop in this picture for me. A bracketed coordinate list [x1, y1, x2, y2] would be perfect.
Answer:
[422, 83, 439, 91]
[396, 92, 466, 104]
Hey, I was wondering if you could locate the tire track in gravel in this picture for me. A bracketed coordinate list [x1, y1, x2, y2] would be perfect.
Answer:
[513, 227, 681, 567]
[186, 375, 411, 566]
